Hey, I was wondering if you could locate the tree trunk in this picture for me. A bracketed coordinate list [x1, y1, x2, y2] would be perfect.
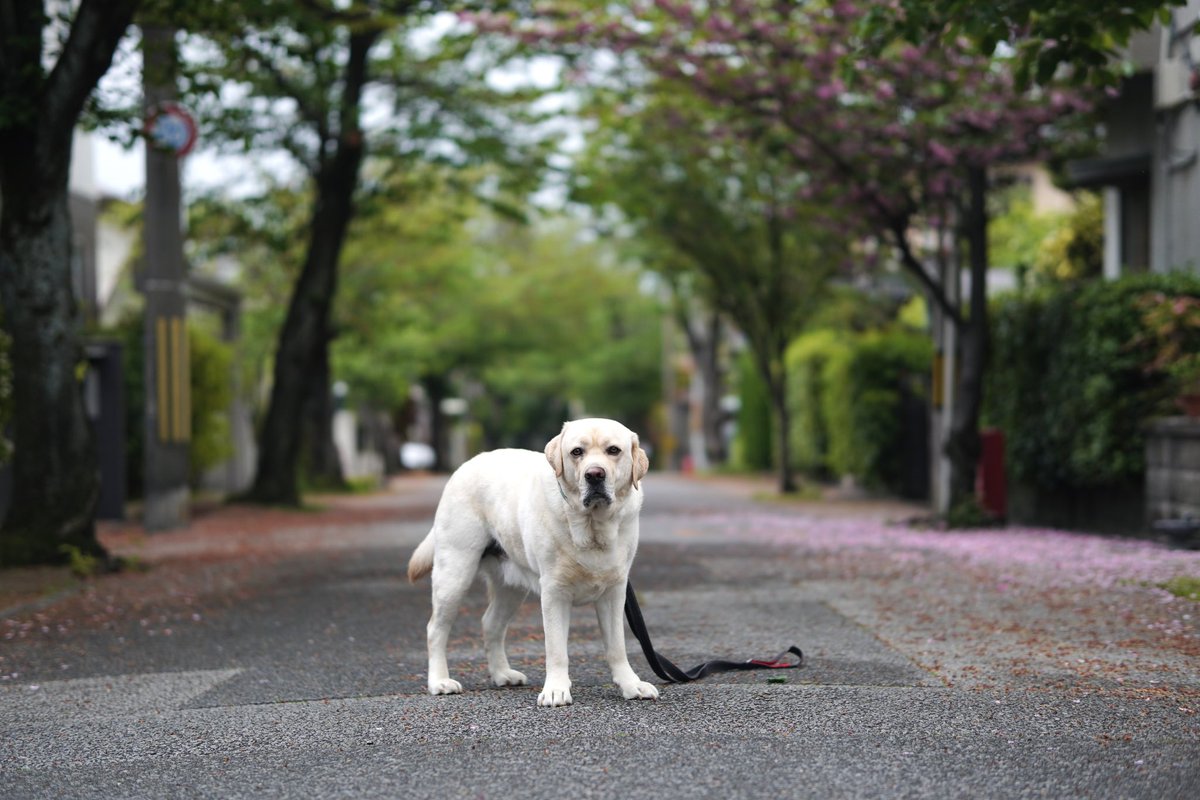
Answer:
[245, 155, 361, 504]
[752, 347, 796, 494]
[244, 30, 374, 505]
[302, 330, 346, 490]
[696, 314, 727, 466]
[945, 165, 990, 508]
[772, 375, 796, 494]
[0, 193, 103, 564]
[0, 0, 140, 564]
[699, 313, 727, 465]
[424, 374, 450, 473]
[677, 307, 727, 467]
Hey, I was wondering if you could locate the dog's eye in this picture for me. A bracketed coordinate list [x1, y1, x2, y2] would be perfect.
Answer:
[606, 446, 621, 456]
[570, 447, 584, 457]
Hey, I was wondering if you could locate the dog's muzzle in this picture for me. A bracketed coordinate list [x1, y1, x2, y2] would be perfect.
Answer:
[582, 466, 612, 508]
[582, 489, 613, 508]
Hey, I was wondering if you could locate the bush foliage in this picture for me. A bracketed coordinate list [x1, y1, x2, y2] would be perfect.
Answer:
[786, 328, 931, 494]
[732, 350, 773, 471]
[986, 272, 1200, 490]
[785, 329, 849, 478]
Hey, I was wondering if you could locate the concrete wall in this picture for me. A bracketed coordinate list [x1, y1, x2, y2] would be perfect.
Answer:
[1096, 4, 1200, 276]
[1151, 106, 1200, 272]
[1149, 1, 1200, 273]
[1146, 417, 1200, 522]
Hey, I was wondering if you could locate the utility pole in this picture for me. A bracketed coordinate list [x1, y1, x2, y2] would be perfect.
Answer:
[141, 25, 195, 530]
[932, 221, 959, 516]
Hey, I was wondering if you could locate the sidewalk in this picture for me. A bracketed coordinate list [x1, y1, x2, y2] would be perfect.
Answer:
[2, 473, 1198, 799]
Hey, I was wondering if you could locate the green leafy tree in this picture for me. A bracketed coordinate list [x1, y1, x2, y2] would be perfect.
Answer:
[469, 219, 662, 447]
[1034, 193, 1103, 283]
[334, 202, 663, 456]
[573, 91, 844, 492]
[179, 2, 546, 503]
[186, 184, 312, 419]
[190, 168, 662, 466]
[988, 185, 1069, 273]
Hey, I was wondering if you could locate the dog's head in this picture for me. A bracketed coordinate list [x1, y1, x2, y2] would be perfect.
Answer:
[544, 418, 649, 510]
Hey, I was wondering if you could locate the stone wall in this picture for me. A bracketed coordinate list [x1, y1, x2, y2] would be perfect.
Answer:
[1146, 417, 1200, 522]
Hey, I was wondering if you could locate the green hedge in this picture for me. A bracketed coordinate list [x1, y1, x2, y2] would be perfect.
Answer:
[785, 329, 850, 478]
[787, 328, 931, 493]
[986, 272, 1200, 490]
[732, 350, 773, 471]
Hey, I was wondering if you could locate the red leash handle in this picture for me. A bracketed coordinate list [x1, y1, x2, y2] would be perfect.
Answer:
[747, 649, 805, 669]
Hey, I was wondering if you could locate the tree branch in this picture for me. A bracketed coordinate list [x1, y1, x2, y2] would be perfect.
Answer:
[247, 48, 332, 147]
[43, 0, 140, 144]
[725, 88, 965, 329]
[888, 217, 964, 328]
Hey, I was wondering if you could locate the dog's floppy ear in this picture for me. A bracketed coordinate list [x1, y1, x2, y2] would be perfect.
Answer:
[631, 433, 649, 490]
[544, 427, 565, 478]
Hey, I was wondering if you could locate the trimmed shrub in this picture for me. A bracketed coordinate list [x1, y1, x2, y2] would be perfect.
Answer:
[187, 324, 234, 480]
[732, 350, 773, 471]
[785, 329, 851, 478]
[986, 272, 1200, 490]
[822, 330, 932, 493]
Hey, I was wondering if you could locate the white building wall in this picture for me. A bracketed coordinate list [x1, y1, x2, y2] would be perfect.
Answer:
[69, 130, 98, 199]
[1153, 107, 1200, 271]
[1150, 0, 1200, 273]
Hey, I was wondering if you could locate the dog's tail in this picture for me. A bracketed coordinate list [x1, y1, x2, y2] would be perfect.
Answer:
[407, 530, 435, 583]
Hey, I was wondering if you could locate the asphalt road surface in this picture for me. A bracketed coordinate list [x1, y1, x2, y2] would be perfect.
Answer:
[2, 473, 1198, 799]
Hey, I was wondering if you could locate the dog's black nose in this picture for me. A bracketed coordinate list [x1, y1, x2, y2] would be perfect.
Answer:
[585, 466, 606, 484]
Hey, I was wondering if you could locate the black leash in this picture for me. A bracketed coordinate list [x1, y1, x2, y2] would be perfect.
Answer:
[624, 580, 804, 683]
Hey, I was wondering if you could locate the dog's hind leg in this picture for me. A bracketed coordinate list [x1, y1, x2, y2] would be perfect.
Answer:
[479, 560, 529, 687]
[425, 547, 477, 696]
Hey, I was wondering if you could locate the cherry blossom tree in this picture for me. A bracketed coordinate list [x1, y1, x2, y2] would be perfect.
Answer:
[470, 0, 1090, 509]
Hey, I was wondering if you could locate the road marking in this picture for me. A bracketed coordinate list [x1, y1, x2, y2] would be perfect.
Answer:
[0, 668, 242, 723]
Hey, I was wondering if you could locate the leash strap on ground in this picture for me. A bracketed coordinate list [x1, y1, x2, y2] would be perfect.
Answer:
[624, 580, 804, 683]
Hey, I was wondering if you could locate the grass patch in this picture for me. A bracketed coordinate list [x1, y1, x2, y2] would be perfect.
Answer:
[58, 544, 101, 579]
[1160, 576, 1200, 601]
[945, 498, 1004, 529]
[343, 476, 380, 494]
[752, 484, 824, 503]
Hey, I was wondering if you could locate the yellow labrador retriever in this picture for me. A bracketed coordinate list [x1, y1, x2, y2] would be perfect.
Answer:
[407, 418, 656, 707]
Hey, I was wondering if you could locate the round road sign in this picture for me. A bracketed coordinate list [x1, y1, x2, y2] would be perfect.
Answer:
[145, 102, 198, 157]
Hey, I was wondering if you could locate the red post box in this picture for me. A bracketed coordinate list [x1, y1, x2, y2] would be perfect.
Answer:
[976, 428, 1007, 520]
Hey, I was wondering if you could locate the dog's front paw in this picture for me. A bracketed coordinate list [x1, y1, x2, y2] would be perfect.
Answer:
[491, 668, 528, 687]
[619, 680, 660, 701]
[428, 678, 463, 696]
[537, 682, 573, 707]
